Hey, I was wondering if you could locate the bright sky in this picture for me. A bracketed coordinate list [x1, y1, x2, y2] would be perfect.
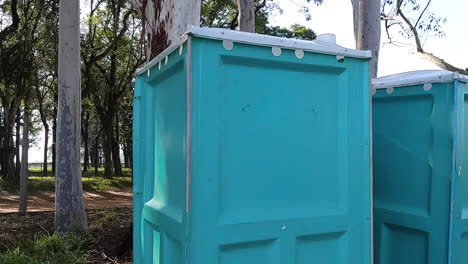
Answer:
[270, 0, 468, 76]
[28, 0, 467, 162]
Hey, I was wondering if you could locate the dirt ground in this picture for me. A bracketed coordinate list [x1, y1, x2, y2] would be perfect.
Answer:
[0, 189, 132, 213]
[0, 207, 133, 264]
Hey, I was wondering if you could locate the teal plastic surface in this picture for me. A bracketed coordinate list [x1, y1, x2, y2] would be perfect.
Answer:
[134, 34, 371, 264]
[372, 77, 468, 264]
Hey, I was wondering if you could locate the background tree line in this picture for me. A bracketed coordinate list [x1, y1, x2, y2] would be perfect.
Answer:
[0, 0, 319, 185]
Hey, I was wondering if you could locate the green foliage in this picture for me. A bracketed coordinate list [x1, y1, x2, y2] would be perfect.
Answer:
[1, 168, 132, 192]
[102, 210, 119, 222]
[265, 24, 317, 40]
[0, 233, 89, 264]
[200, 0, 317, 40]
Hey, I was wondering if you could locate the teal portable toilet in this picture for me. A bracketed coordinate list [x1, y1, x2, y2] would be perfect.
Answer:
[372, 70, 468, 264]
[133, 26, 372, 264]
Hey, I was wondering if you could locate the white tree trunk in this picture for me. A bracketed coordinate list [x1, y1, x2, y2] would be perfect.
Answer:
[142, 0, 201, 60]
[238, 0, 255, 32]
[55, 0, 87, 233]
[19, 104, 29, 215]
[354, 0, 381, 78]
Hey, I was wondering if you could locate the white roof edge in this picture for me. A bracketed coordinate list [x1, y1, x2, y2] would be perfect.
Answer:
[372, 70, 468, 89]
[187, 26, 372, 59]
[136, 26, 372, 75]
[136, 35, 189, 75]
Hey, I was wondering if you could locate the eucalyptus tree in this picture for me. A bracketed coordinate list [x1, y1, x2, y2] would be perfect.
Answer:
[55, 0, 87, 232]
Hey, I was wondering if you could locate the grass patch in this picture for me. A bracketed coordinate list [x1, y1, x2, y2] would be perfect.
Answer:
[0, 233, 90, 264]
[25, 176, 132, 192]
[0, 168, 132, 192]
[102, 210, 120, 222]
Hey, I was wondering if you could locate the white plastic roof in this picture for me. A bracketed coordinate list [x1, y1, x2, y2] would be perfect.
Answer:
[373, 70, 468, 89]
[188, 26, 372, 59]
[136, 26, 371, 75]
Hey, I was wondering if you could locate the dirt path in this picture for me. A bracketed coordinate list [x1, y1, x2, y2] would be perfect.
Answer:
[0, 189, 132, 213]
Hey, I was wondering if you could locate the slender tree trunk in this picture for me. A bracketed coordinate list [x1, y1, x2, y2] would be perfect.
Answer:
[354, 0, 381, 78]
[112, 113, 122, 175]
[83, 111, 89, 172]
[93, 132, 100, 175]
[52, 104, 57, 173]
[238, 0, 255, 32]
[55, 0, 87, 233]
[19, 103, 29, 215]
[43, 124, 49, 174]
[123, 142, 130, 168]
[103, 121, 113, 179]
[2, 101, 17, 182]
[15, 107, 21, 181]
[127, 138, 133, 169]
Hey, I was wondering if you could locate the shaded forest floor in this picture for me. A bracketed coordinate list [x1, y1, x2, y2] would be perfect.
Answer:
[0, 168, 133, 213]
[0, 189, 132, 213]
[0, 168, 134, 263]
[0, 208, 133, 263]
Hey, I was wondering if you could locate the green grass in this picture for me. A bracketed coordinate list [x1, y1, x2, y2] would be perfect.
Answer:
[0, 233, 90, 264]
[102, 210, 120, 222]
[0, 168, 132, 192]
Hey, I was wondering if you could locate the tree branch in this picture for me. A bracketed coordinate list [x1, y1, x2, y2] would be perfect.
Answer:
[230, 11, 239, 30]
[0, 0, 20, 41]
[88, 9, 135, 65]
[415, 0, 432, 27]
[397, 7, 468, 75]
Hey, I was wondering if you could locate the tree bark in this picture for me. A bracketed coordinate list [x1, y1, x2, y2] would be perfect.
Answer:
[1, 99, 19, 182]
[55, 0, 87, 233]
[238, 0, 255, 32]
[112, 113, 122, 175]
[354, 0, 381, 78]
[141, 0, 201, 60]
[123, 141, 130, 168]
[83, 111, 90, 172]
[19, 103, 29, 215]
[15, 107, 21, 181]
[102, 120, 114, 179]
[52, 103, 57, 173]
[43, 125, 49, 174]
[93, 131, 100, 175]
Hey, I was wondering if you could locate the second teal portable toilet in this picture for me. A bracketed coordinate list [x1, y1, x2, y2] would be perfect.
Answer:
[133, 26, 372, 264]
[372, 70, 468, 264]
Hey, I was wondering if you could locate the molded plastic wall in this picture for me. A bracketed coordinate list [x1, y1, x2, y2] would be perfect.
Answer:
[372, 80, 468, 264]
[134, 35, 371, 264]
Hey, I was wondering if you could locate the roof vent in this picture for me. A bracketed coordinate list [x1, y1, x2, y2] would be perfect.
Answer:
[316, 33, 337, 45]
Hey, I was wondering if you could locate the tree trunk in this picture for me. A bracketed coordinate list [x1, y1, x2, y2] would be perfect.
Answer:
[52, 104, 57, 173]
[19, 103, 29, 215]
[238, 0, 255, 32]
[354, 0, 381, 78]
[102, 121, 113, 179]
[141, 0, 201, 60]
[15, 107, 21, 181]
[123, 141, 130, 168]
[2, 101, 18, 182]
[93, 132, 100, 175]
[55, 0, 87, 233]
[112, 113, 122, 175]
[83, 111, 90, 172]
[43, 124, 49, 174]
